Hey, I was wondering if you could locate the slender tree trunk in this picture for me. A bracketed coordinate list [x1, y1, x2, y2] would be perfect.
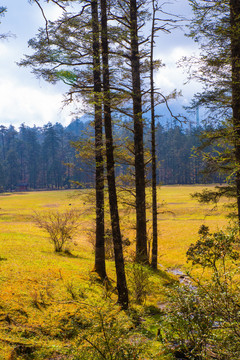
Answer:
[230, 0, 240, 226]
[150, 0, 158, 269]
[129, 0, 148, 264]
[91, 0, 106, 279]
[100, 0, 129, 309]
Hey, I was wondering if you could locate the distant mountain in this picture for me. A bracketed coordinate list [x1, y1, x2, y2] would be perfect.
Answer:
[151, 102, 198, 129]
[66, 103, 200, 137]
[66, 115, 91, 136]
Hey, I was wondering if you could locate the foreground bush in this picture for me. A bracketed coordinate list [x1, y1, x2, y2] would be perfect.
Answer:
[164, 225, 240, 359]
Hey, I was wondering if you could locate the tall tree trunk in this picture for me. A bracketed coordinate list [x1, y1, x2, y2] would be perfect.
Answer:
[129, 0, 148, 264]
[150, 0, 158, 269]
[100, 0, 129, 309]
[230, 0, 240, 226]
[91, 0, 106, 280]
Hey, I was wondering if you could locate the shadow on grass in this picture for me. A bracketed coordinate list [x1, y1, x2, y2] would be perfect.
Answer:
[0, 192, 29, 196]
[40, 250, 88, 260]
[56, 251, 81, 259]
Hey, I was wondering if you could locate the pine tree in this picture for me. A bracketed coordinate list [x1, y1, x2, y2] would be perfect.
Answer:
[20, 3, 107, 278]
[109, 0, 149, 263]
[186, 0, 240, 223]
[150, 0, 158, 269]
[91, 0, 106, 280]
[100, 0, 129, 308]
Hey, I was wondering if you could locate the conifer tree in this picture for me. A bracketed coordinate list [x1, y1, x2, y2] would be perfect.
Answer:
[91, 0, 107, 280]
[21, 2, 107, 278]
[109, 0, 149, 264]
[100, 0, 129, 308]
[150, 0, 158, 269]
[24, 1, 129, 305]
[187, 0, 240, 224]
[129, 0, 148, 263]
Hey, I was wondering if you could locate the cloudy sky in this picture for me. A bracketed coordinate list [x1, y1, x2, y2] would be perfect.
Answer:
[0, 0, 199, 129]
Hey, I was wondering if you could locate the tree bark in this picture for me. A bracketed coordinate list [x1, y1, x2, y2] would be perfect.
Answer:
[91, 0, 107, 280]
[150, 0, 158, 269]
[129, 0, 148, 264]
[100, 0, 129, 309]
[230, 0, 240, 226]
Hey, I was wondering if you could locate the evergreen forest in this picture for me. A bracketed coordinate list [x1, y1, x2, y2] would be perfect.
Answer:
[0, 120, 224, 192]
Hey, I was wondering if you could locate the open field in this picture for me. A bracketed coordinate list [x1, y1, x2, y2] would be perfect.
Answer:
[0, 185, 230, 359]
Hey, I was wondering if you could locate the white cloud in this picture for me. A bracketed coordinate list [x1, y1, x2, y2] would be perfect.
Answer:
[0, 77, 79, 128]
[44, 3, 64, 21]
[154, 46, 202, 103]
[0, 13, 82, 128]
[0, 42, 9, 57]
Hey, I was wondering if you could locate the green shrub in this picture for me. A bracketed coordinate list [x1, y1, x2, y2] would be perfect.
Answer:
[128, 263, 150, 305]
[163, 225, 240, 360]
[73, 303, 150, 360]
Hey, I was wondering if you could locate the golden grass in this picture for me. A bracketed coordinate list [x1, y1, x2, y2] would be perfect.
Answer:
[153, 185, 229, 268]
[0, 186, 230, 358]
[117, 184, 229, 269]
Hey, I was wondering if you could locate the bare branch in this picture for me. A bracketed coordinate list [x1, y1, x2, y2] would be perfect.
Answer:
[32, 0, 50, 42]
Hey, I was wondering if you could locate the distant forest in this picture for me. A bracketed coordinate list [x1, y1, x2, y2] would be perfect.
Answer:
[0, 118, 224, 191]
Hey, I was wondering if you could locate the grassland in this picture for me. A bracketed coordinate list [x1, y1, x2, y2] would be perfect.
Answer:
[0, 185, 230, 359]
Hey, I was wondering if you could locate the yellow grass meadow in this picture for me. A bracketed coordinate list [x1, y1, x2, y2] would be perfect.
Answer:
[0, 185, 230, 359]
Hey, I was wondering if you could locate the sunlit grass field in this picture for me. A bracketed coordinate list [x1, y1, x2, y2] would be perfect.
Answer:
[0, 185, 230, 359]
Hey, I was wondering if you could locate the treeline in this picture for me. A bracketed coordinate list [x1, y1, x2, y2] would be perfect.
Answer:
[0, 118, 223, 192]
[0, 121, 86, 191]
[155, 124, 224, 185]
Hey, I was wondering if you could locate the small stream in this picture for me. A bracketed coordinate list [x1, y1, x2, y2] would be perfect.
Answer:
[166, 267, 195, 288]
[157, 266, 198, 360]
[157, 265, 196, 311]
